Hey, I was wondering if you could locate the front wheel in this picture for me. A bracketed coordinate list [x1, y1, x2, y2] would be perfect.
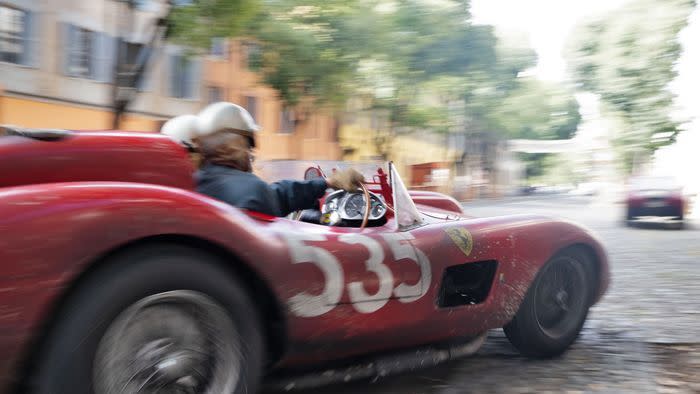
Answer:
[503, 249, 592, 358]
[27, 244, 264, 394]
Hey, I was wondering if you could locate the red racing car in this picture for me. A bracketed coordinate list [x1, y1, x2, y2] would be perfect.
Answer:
[0, 127, 609, 394]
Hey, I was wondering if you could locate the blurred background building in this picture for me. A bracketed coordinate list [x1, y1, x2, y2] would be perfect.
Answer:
[0, 0, 177, 130]
[0, 0, 342, 161]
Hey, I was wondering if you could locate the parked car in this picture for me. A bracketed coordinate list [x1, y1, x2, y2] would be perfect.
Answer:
[625, 175, 685, 228]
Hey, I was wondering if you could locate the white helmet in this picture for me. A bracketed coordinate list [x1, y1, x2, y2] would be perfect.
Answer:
[197, 102, 259, 147]
[160, 114, 199, 148]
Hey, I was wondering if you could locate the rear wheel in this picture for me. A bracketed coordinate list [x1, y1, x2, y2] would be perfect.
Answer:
[27, 244, 264, 394]
[625, 206, 635, 226]
[675, 208, 685, 230]
[504, 249, 592, 358]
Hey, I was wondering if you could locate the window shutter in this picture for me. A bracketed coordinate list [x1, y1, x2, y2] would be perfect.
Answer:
[91, 31, 102, 80]
[62, 23, 75, 76]
[94, 32, 115, 82]
[61, 23, 69, 74]
[138, 47, 155, 91]
[187, 57, 201, 99]
[136, 54, 149, 91]
[22, 11, 39, 67]
[168, 53, 178, 97]
[181, 56, 191, 98]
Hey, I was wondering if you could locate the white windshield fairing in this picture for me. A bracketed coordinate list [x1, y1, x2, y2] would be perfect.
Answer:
[390, 162, 424, 229]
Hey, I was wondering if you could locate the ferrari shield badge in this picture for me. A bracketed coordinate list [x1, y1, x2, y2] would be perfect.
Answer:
[445, 227, 473, 257]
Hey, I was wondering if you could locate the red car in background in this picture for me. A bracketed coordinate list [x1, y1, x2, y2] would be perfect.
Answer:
[625, 176, 685, 229]
[0, 127, 609, 394]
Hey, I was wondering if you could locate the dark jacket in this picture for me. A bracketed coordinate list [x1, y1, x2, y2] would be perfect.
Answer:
[195, 163, 328, 217]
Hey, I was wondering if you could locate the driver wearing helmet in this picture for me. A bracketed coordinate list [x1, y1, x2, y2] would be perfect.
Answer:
[191, 102, 364, 217]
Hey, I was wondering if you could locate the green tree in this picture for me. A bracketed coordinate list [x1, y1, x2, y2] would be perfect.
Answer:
[244, 0, 381, 108]
[494, 78, 581, 141]
[168, 0, 260, 48]
[566, 0, 696, 172]
[357, 0, 526, 159]
[491, 78, 581, 180]
[166, 0, 580, 174]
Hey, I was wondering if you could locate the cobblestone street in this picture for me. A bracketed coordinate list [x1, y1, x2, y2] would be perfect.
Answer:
[265, 195, 700, 394]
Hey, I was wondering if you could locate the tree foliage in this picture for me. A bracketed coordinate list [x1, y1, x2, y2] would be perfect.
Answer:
[243, 0, 382, 107]
[494, 78, 581, 140]
[167, 0, 582, 172]
[566, 0, 696, 172]
[168, 0, 260, 48]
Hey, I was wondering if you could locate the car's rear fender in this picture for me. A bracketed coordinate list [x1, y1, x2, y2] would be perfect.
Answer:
[489, 215, 609, 306]
[410, 214, 609, 329]
[477, 215, 609, 307]
[0, 182, 291, 390]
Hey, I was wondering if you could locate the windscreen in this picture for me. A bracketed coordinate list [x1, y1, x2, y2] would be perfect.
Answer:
[390, 162, 424, 229]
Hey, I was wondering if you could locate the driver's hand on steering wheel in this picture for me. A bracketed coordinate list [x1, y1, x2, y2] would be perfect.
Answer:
[327, 168, 365, 192]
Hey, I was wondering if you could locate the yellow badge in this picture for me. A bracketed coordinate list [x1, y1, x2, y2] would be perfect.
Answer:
[445, 227, 473, 257]
[321, 213, 332, 224]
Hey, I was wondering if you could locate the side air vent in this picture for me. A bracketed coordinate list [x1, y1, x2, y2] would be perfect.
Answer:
[438, 260, 498, 307]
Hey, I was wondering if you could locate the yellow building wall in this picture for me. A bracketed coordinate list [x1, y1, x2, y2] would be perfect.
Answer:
[0, 95, 159, 132]
[203, 40, 342, 161]
[340, 124, 459, 183]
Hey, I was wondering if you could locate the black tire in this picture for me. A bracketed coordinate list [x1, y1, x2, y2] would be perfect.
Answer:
[503, 249, 593, 358]
[26, 244, 264, 394]
[625, 206, 635, 226]
[676, 208, 685, 230]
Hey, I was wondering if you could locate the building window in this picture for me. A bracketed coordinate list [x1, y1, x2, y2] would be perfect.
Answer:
[63, 24, 116, 81]
[207, 86, 223, 104]
[241, 41, 261, 70]
[245, 96, 258, 122]
[279, 108, 295, 134]
[125, 42, 146, 88]
[0, 5, 27, 64]
[64, 25, 95, 78]
[210, 37, 226, 58]
[168, 53, 200, 99]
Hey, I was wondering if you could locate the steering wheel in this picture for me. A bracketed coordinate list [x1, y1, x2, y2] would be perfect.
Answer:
[359, 183, 371, 230]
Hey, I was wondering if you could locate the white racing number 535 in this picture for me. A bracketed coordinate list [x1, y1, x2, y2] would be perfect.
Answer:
[284, 232, 431, 317]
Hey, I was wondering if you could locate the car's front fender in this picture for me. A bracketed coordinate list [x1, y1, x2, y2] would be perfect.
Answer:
[0, 182, 288, 391]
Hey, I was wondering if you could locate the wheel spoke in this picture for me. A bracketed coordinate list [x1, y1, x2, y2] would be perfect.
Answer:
[93, 291, 242, 394]
[133, 370, 159, 394]
[533, 256, 588, 338]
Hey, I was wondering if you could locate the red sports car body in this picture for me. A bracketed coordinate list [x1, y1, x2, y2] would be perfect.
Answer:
[0, 128, 609, 393]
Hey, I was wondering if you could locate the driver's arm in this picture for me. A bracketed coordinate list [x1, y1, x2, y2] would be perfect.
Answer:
[269, 179, 328, 217]
[269, 168, 365, 217]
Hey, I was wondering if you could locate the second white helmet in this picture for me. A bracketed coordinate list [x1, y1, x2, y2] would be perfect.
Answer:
[197, 102, 259, 147]
[160, 114, 199, 147]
